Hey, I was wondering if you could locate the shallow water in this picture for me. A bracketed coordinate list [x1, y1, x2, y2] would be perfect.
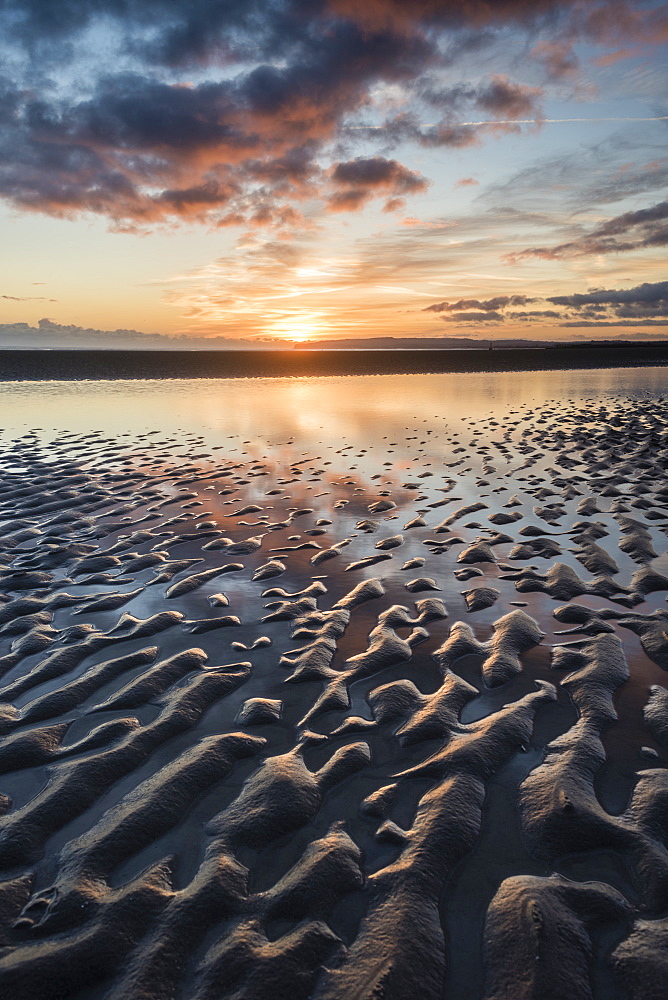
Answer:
[2, 366, 668, 443]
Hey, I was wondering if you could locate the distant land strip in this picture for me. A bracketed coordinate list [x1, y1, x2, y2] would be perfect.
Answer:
[0, 344, 667, 381]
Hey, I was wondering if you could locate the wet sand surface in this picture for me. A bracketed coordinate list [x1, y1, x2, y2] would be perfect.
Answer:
[0, 370, 666, 999]
[0, 345, 666, 381]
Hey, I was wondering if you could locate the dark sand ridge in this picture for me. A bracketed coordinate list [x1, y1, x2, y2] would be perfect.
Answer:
[0, 345, 666, 382]
[0, 394, 665, 998]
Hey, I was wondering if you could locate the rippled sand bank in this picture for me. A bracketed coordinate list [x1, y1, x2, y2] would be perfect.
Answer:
[0, 379, 666, 999]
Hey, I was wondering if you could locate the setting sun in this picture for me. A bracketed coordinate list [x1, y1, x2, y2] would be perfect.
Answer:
[266, 311, 326, 343]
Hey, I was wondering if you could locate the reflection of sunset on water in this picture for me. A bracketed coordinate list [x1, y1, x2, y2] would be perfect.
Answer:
[3, 368, 668, 448]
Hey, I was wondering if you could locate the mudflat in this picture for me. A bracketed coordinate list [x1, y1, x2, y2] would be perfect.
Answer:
[0, 344, 666, 381]
[0, 373, 666, 999]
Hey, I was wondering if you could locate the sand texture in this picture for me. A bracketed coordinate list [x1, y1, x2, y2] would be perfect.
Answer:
[0, 394, 666, 999]
[0, 345, 666, 381]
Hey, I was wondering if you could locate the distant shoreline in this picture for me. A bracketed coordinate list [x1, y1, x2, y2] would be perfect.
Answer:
[0, 345, 666, 380]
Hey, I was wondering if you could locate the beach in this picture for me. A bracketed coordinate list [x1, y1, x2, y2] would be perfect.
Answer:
[0, 344, 666, 381]
[0, 365, 666, 999]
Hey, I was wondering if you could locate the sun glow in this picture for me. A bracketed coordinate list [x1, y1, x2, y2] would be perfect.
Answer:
[268, 311, 327, 343]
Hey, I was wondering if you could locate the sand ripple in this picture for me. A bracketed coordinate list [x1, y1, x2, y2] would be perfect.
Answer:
[0, 395, 666, 998]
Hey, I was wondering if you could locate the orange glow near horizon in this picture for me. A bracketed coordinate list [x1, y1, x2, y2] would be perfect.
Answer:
[1, 2, 666, 348]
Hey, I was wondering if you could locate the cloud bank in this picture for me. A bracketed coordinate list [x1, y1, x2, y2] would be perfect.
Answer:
[1, 0, 665, 231]
[0, 318, 263, 350]
[423, 280, 668, 328]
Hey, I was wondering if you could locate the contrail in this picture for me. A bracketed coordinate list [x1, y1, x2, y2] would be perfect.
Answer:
[344, 115, 668, 129]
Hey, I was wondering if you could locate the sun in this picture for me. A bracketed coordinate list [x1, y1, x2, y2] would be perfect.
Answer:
[268, 311, 325, 344]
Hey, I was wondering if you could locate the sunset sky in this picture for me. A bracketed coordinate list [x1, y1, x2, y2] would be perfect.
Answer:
[1, 0, 667, 348]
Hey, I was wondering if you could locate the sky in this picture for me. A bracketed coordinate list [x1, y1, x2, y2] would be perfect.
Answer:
[1, 0, 667, 348]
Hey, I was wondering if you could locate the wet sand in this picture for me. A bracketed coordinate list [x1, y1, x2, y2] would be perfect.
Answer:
[0, 383, 666, 999]
[0, 344, 666, 381]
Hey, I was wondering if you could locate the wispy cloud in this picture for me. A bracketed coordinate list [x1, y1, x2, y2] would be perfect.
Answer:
[2, 293, 57, 302]
[345, 115, 668, 130]
[507, 200, 668, 260]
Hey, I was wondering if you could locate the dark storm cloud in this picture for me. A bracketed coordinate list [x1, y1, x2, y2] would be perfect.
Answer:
[0, 1, 665, 227]
[507, 200, 668, 260]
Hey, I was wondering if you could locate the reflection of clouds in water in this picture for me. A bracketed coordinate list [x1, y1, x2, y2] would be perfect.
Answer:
[1, 370, 668, 449]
